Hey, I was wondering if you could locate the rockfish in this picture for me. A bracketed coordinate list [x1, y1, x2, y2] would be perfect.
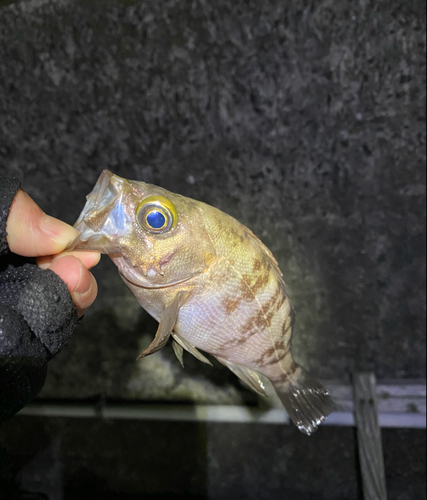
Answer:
[68, 170, 334, 434]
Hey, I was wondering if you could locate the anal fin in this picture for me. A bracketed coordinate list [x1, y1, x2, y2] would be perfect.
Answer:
[217, 357, 268, 397]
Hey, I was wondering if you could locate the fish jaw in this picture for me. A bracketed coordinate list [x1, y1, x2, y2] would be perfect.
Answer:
[66, 170, 131, 254]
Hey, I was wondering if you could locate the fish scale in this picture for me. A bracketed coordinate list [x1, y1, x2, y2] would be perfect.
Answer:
[68, 170, 335, 435]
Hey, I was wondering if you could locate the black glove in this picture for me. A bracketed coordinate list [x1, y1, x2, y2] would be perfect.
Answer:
[0, 177, 79, 421]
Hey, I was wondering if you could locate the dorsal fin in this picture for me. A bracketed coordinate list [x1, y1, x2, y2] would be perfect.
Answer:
[244, 226, 283, 278]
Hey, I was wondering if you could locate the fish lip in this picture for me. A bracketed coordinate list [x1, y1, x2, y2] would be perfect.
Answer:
[67, 170, 129, 252]
[65, 234, 114, 253]
[74, 170, 114, 227]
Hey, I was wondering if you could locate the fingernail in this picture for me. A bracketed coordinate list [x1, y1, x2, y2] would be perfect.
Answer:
[36, 255, 53, 270]
[40, 215, 79, 248]
[72, 261, 90, 296]
[73, 272, 97, 318]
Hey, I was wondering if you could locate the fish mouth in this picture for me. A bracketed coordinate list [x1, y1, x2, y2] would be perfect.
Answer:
[66, 170, 129, 253]
[110, 253, 199, 290]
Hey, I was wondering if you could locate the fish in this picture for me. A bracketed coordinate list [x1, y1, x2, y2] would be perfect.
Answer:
[68, 170, 334, 434]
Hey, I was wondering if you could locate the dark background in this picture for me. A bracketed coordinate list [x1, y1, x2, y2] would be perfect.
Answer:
[0, 0, 425, 498]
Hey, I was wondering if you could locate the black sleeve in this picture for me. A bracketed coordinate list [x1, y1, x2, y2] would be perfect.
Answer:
[0, 176, 79, 422]
[0, 177, 21, 255]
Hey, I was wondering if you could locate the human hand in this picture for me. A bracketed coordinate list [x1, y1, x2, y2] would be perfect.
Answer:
[6, 190, 100, 317]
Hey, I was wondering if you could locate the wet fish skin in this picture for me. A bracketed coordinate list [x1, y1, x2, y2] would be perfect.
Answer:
[69, 170, 334, 435]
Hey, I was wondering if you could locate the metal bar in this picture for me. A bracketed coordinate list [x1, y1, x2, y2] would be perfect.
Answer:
[17, 404, 426, 429]
[330, 381, 426, 415]
[15, 381, 426, 428]
[353, 373, 388, 500]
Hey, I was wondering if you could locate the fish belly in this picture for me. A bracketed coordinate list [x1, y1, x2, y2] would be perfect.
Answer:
[175, 268, 294, 376]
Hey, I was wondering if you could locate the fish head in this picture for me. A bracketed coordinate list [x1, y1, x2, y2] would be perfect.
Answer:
[68, 170, 216, 289]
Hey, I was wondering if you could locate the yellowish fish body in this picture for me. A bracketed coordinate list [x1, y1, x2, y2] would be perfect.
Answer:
[69, 170, 334, 434]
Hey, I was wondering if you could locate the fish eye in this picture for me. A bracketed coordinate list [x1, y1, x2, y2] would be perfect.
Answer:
[136, 196, 178, 234]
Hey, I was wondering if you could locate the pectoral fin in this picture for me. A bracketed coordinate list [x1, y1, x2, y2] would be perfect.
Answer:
[217, 357, 268, 397]
[172, 333, 213, 366]
[137, 292, 188, 359]
[172, 340, 185, 368]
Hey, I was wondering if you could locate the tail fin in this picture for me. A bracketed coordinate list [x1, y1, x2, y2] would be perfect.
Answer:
[272, 367, 335, 436]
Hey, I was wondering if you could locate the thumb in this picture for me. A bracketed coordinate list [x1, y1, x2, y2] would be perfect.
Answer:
[6, 190, 78, 257]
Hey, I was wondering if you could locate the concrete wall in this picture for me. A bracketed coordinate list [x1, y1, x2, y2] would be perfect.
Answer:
[0, 0, 425, 498]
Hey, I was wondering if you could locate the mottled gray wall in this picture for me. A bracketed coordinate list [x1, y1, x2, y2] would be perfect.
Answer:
[0, 1, 426, 499]
[0, 0, 425, 405]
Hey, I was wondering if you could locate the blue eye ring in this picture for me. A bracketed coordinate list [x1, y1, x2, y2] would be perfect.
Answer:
[136, 196, 177, 234]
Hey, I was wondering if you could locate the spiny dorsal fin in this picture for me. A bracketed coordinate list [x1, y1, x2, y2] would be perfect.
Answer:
[244, 226, 283, 278]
